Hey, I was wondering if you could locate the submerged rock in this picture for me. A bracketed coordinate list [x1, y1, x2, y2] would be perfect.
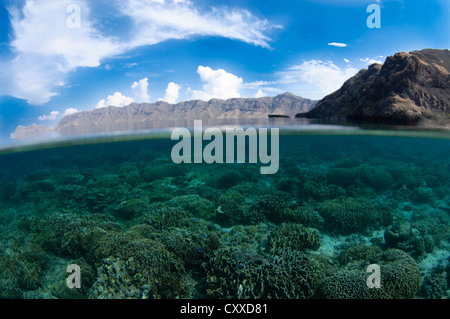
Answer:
[384, 222, 412, 245]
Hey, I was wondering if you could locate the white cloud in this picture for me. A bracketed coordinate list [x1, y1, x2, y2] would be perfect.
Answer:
[360, 57, 384, 65]
[3, 0, 275, 105]
[95, 77, 150, 109]
[10, 123, 53, 141]
[37, 107, 78, 122]
[9, 1, 119, 68]
[95, 100, 106, 109]
[6, 0, 121, 105]
[277, 60, 358, 100]
[38, 111, 60, 121]
[159, 82, 181, 104]
[243, 80, 277, 90]
[344, 58, 350, 63]
[95, 92, 135, 109]
[242, 80, 281, 96]
[328, 42, 348, 47]
[122, 0, 273, 49]
[131, 77, 150, 103]
[254, 89, 268, 98]
[64, 108, 79, 116]
[190, 66, 243, 101]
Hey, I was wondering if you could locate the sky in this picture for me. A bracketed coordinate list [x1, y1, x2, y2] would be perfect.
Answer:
[0, 0, 449, 144]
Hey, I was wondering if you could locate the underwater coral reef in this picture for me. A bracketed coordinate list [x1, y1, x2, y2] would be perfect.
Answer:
[0, 134, 449, 299]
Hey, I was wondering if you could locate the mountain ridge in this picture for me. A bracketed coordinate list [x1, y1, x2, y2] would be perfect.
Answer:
[10, 48, 450, 141]
[296, 48, 450, 124]
[56, 92, 316, 135]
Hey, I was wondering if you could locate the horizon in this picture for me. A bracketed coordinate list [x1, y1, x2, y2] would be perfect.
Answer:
[0, 0, 449, 144]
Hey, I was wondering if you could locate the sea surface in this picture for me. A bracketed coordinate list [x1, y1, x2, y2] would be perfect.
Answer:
[0, 123, 449, 299]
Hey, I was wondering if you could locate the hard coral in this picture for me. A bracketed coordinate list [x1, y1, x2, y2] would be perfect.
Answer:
[318, 197, 377, 235]
[249, 191, 294, 225]
[315, 249, 421, 299]
[214, 191, 246, 227]
[419, 265, 448, 299]
[114, 198, 150, 220]
[269, 223, 320, 251]
[203, 247, 325, 299]
[90, 239, 188, 299]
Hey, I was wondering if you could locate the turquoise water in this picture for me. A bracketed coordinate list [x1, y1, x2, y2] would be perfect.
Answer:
[0, 126, 449, 299]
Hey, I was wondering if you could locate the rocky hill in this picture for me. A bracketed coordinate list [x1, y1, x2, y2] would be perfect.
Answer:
[56, 92, 316, 135]
[296, 49, 450, 124]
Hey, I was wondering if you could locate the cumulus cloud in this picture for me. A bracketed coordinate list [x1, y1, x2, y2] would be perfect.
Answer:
[190, 66, 243, 101]
[9, 1, 119, 68]
[95, 92, 135, 109]
[95, 76, 155, 109]
[6, 0, 121, 105]
[277, 60, 358, 100]
[131, 77, 150, 103]
[360, 56, 384, 65]
[38, 111, 60, 121]
[3, 0, 274, 105]
[159, 82, 182, 104]
[37, 107, 79, 122]
[254, 89, 268, 98]
[64, 108, 79, 116]
[328, 42, 348, 47]
[10, 123, 53, 141]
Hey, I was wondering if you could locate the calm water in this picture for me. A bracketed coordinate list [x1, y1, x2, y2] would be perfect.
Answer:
[0, 125, 449, 299]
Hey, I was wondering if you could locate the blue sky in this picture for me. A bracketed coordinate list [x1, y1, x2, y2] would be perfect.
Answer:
[0, 0, 449, 143]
